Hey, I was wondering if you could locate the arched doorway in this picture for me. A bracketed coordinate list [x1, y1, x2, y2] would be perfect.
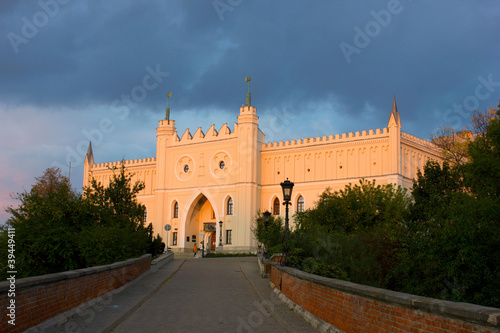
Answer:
[184, 193, 218, 253]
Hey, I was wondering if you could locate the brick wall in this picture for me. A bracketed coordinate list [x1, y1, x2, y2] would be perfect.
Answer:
[0, 254, 151, 333]
[270, 264, 500, 333]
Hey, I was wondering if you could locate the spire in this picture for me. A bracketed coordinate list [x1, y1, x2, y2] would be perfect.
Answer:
[245, 77, 251, 106]
[85, 141, 94, 165]
[165, 92, 172, 121]
[388, 96, 401, 127]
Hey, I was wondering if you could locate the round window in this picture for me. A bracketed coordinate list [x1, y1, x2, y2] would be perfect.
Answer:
[184, 165, 189, 173]
[219, 161, 225, 169]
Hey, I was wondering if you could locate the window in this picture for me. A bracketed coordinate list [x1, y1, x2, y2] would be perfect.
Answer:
[219, 161, 225, 169]
[187, 236, 190, 242]
[192, 235, 196, 242]
[297, 196, 304, 213]
[183, 164, 189, 173]
[172, 232, 178, 246]
[227, 197, 233, 215]
[173, 201, 179, 218]
[226, 230, 232, 244]
[143, 208, 148, 222]
[273, 197, 280, 215]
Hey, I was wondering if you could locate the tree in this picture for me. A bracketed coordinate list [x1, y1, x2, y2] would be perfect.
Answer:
[1, 163, 165, 279]
[468, 106, 500, 137]
[409, 161, 462, 223]
[465, 105, 500, 198]
[399, 131, 500, 307]
[430, 126, 470, 165]
[294, 180, 410, 234]
[252, 211, 284, 254]
[431, 104, 500, 165]
[79, 163, 164, 265]
[1, 168, 84, 279]
[290, 180, 410, 287]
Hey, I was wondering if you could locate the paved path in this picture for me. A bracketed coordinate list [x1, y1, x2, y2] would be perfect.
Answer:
[41, 255, 316, 333]
[110, 256, 316, 333]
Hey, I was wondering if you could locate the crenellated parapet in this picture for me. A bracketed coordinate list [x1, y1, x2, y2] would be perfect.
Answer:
[263, 127, 390, 151]
[401, 131, 437, 149]
[92, 157, 157, 169]
[170, 122, 238, 145]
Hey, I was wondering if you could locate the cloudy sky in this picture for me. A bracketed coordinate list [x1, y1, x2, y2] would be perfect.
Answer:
[1, 0, 499, 223]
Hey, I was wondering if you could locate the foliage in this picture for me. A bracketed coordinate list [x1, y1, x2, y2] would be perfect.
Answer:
[430, 126, 471, 165]
[252, 211, 284, 253]
[1, 163, 165, 280]
[78, 163, 157, 264]
[468, 106, 500, 137]
[1, 168, 84, 279]
[294, 180, 410, 234]
[286, 180, 410, 288]
[398, 164, 500, 306]
[464, 107, 500, 198]
[431, 105, 500, 165]
[267, 102, 500, 307]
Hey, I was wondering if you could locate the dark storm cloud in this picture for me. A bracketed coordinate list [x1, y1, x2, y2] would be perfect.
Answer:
[1, 0, 500, 223]
[2, 0, 498, 130]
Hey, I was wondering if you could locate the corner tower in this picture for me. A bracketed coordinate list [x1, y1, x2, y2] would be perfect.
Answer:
[234, 77, 263, 250]
[155, 93, 177, 233]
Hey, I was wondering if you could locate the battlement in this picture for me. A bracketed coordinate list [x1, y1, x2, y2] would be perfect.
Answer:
[92, 157, 156, 169]
[263, 127, 390, 150]
[401, 131, 437, 149]
[171, 123, 238, 145]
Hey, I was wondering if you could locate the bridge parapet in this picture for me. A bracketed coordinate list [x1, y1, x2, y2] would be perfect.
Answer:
[0, 254, 151, 333]
[270, 264, 500, 332]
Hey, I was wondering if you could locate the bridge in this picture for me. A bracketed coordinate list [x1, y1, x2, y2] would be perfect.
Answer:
[2, 253, 499, 333]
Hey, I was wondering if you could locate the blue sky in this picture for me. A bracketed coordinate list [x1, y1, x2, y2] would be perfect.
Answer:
[1, 0, 500, 223]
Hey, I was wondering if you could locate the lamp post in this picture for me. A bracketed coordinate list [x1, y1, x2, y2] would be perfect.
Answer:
[280, 178, 294, 266]
[219, 221, 223, 246]
[263, 211, 271, 259]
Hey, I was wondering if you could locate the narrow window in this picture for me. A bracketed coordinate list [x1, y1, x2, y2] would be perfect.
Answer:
[143, 208, 148, 222]
[226, 230, 232, 244]
[297, 196, 304, 213]
[227, 197, 234, 215]
[173, 201, 179, 218]
[273, 197, 280, 215]
[172, 232, 178, 246]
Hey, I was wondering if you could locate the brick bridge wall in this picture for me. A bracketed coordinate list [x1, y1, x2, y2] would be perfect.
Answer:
[0, 254, 151, 333]
[270, 264, 500, 333]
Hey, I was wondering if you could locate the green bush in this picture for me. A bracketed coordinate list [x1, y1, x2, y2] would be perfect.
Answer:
[252, 211, 284, 254]
[1, 163, 165, 279]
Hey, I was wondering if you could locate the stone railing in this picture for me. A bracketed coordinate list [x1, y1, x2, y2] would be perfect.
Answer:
[270, 264, 500, 333]
[0, 254, 151, 333]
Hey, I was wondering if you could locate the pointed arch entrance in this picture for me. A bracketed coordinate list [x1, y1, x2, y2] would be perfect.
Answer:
[183, 191, 219, 253]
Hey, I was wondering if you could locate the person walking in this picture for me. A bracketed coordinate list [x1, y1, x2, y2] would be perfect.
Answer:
[193, 243, 198, 257]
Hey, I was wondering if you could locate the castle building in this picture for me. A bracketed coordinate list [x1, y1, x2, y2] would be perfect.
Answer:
[83, 97, 442, 253]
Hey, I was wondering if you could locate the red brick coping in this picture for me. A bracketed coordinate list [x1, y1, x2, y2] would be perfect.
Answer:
[0, 254, 151, 333]
[270, 264, 500, 333]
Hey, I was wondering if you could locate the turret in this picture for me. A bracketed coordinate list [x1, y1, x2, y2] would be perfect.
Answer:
[83, 142, 94, 187]
[387, 96, 401, 128]
[387, 96, 402, 184]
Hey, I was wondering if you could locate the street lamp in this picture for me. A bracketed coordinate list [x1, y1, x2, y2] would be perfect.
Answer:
[280, 178, 294, 266]
[219, 221, 223, 246]
[263, 211, 271, 258]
